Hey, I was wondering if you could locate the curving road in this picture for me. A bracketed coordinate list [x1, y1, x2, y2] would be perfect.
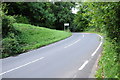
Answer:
[1, 33, 103, 79]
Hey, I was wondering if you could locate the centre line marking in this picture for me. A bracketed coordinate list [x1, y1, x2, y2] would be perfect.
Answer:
[64, 39, 80, 48]
[64, 34, 85, 48]
[73, 75, 76, 78]
[78, 60, 89, 70]
[0, 57, 44, 76]
[72, 75, 77, 80]
[83, 34, 85, 37]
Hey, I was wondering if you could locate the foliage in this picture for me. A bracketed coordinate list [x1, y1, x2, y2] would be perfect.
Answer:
[73, 3, 89, 32]
[1, 3, 16, 38]
[75, 2, 120, 78]
[96, 38, 119, 78]
[73, 13, 89, 32]
[2, 37, 22, 57]
[1, 23, 71, 58]
[1, 2, 72, 58]
[2, 2, 119, 78]
[5, 2, 75, 30]
[14, 15, 30, 24]
[2, 15, 16, 38]
[74, 2, 120, 39]
[51, 2, 75, 30]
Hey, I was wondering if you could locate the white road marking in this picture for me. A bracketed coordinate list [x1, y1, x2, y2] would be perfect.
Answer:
[0, 57, 44, 76]
[78, 34, 103, 71]
[91, 42, 103, 57]
[1, 34, 103, 76]
[91, 35, 103, 57]
[78, 60, 89, 70]
[72, 75, 77, 80]
[83, 34, 85, 37]
[97, 34, 103, 40]
[73, 75, 76, 78]
[64, 34, 85, 48]
[64, 39, 80, 48]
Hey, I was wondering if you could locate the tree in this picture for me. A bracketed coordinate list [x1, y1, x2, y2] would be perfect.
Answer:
[51, 2, 75, 30]
[5, 2, 75, 30]
[73, 3, 89, 32]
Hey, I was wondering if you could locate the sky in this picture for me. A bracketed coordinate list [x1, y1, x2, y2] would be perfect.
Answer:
[72, 3, 79, 14]
[72, 7, 79, 14]
[49, 0, 79, 14]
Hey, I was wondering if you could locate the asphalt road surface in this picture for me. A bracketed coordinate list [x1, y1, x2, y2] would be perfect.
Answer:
[0, 33, 103, 79]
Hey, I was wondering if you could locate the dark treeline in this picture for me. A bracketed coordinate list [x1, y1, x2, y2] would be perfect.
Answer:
[4, 2, 75, 30]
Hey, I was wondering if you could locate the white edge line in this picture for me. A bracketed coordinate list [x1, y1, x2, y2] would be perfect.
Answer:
[91, 42, 103, 57]
[98, 34, 103, 39]
[91, 34, 103, 57]
[0, 57, 44, 76]
[78, 60, 89, 70]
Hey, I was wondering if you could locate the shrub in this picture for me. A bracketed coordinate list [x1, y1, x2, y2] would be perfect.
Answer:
[2, 15, 16, 38]
[14, 15, 30, 24]
[2, 37, 22, 57]
[96, 38, 119, 79]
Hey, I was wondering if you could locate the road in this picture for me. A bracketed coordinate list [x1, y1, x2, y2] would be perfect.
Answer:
[0, 33, 103, 79]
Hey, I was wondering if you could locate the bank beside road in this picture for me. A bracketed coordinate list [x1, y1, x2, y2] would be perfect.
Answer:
[1, 23, 71, 58]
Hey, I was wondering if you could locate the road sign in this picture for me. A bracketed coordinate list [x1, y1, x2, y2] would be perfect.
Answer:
[64, 23, 69, 26]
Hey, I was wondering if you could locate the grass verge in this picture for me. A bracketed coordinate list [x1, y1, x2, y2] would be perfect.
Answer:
[1, 23, 72, 58]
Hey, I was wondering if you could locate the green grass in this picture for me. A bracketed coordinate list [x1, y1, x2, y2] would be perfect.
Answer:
[13, 23, 71, 51]
[1, 23, 71, 58]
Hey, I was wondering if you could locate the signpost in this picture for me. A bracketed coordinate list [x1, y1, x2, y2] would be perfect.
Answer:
[64, 23, 69, 31]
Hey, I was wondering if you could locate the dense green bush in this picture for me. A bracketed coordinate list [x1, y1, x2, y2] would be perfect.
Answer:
[2, 15, 16, 38]
[73, 14, 89, 32]
[73, 4, 89, 32]
[2, 37, 22, 57]
[14, 15, 30, 24]
[1, 3, 16, 37]
[96, 38, 119, 78]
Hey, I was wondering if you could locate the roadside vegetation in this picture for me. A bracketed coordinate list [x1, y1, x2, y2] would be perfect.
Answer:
[73, 2, 120, 79]
[1, 2, 119, 79]
[2, 23, 71, 58]
[1, 3, 72, 58]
